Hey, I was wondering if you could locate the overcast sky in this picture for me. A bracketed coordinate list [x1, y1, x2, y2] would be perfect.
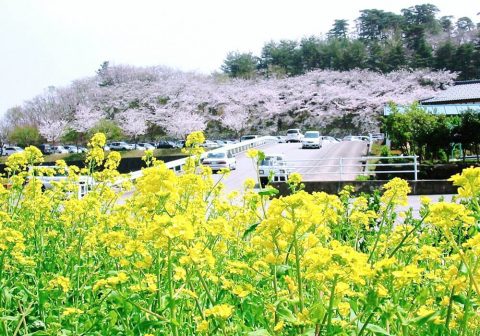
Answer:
[0, 0, 478, 116]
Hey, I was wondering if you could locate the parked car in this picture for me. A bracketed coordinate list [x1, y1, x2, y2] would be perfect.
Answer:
[201, 151, 236, 173]
[321, 136, 338, 144]
[200, 140, 218, 149]
[342, 135, 364, 142]
[38, 144, 53, 155]
[51, 146, 69, 154]
[103, 145, 111, 151]
[136, 143, 156, 150]
[258, 154, 293, 187]
[109, 142, 135, 150]
[285, 129, 304, 143]
[64, 145, 87, 153]
[2, 146, 24, 156]
[156, 140, 177, 149]
[275, 136, 286, 143]
[302, 131, 321, 149]
[240, 135, 259, 142]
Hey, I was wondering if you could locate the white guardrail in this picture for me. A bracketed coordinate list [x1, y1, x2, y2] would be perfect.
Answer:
[283, 155, 418, 181]
[124, 136, 279, 183]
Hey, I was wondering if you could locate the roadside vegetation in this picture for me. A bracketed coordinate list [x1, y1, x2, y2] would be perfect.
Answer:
[1, 132, 480, 335]
[383, 104, 480, 163]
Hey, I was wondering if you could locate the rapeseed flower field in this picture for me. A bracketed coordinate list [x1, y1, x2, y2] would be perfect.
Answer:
[0, 132, 479, 335]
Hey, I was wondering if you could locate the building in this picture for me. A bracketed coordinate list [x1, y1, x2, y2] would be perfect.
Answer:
[384, 80, 480, 115]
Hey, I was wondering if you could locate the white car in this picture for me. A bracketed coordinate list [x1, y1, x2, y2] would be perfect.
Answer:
[302, 131, 321, 149]
[64, 145, 87, 153]
[109, 142, 135, 150]
[285, 129, 304, 143]
[200, 140, 218, 149]
[258, 154, 293, 187]
[2, 146, 24, 156]
[201, 151, 236, 173]
[342, 136, 364, 142]
[136, 143, 156, 150]
[51, 145, 70, 154]
[321, 136, 338, 145]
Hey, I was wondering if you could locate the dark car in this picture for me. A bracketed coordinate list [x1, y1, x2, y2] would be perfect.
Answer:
[156, 140, 177, 149]
[38, 144, 53, 155]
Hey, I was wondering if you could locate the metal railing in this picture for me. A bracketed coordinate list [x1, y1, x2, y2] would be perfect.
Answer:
[123, 136, 279, 183]
[282, 155, 418, 181]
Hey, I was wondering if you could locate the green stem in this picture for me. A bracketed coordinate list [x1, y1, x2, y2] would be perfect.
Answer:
[326, 277, 338, 333]
[156, 249, 162, 312]
[195, 267, 215, 306]
[368, 203, 392, 264]
[291, 210, 304, 312]
[167, 239, 178, 336]
[445, 286, 455, 331]
[358, 309, 377, 336]
[388, 215, 427, 258]
[459, 258, 478, 336]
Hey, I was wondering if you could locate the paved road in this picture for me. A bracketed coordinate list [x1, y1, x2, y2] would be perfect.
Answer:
[213, 140, 368, 193]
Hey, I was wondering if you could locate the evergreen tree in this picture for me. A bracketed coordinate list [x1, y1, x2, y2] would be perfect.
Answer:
[221, 52, 259, 79]
[434, 40, 455, 70]
[328, 19, 349, 39]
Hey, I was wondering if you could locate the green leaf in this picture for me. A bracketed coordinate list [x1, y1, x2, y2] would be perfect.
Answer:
[258, 187, 279, 197]
[452, 294, 468, 305]
[365, 323, 391, 335]
[243, 222, 260, 239]
[0, 316, 18, 321]
[309, 302, 326, 323]
[275, 264, 291, 277]
[276, 304, 298, 323]
[409, 311, 439, 326]
[109, 310, 118, 327]
[248, 329, 271, 336]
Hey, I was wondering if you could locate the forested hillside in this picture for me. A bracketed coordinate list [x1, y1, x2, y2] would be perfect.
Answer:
[222, 4, 480, 80]
[0, 64, 455, 145]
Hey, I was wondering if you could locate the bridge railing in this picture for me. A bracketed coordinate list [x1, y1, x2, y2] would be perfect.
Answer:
[122, 136, 279, 183]
[283, 155, 418, 181]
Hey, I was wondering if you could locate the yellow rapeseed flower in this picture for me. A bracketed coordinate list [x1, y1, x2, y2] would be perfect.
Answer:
[449, 166, 480, 198]
[62, 307, 83, 317]
[204, 304, 234, 319]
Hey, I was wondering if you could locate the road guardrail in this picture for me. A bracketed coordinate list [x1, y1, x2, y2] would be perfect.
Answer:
[122, 136, 279, 183]
[283, 155, 418, 181]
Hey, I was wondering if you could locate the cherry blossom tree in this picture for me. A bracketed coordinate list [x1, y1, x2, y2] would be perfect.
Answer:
[38, 119, 69, 144]
[116, 109, 149, 147]
[73, 105, 105, 133]
[2, 64, 457, 138]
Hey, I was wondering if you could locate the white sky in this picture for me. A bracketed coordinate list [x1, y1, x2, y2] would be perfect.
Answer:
[0, 0, 478, 116]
